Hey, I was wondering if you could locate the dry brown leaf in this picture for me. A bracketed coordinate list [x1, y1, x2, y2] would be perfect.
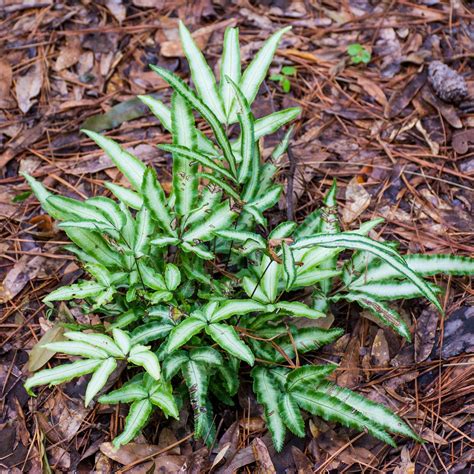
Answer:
[54, 37, 82, 71]
[371, 329, 390, 367]
[251, 438, 276, 474]
[342, 177, 371, 224]
[105, 0, 127, 23]
[15, 62, 43, 113]
[0, 59, 15, 108]
[356, 76, 387, 107]
[27, 325, 66, 372]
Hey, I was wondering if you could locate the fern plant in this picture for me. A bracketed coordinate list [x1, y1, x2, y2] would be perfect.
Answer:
[24, 23, 474, 452]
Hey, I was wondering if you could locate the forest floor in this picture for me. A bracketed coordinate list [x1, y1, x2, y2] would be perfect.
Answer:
[0, 1, 473, 472]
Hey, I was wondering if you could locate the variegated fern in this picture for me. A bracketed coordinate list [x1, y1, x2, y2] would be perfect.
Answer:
[24, 23, 474, 452]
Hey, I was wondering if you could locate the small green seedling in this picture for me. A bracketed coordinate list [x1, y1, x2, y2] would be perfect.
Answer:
[270, 65, 297, 93]
[347, 43, 371, 65]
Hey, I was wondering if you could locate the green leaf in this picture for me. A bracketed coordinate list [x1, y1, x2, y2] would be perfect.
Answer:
[149, 65, 237, 177]
[242, 276, 270, 303]
[278, 393, 305, 437]
[166, 317, 207, 353]
[137, 95, 171, 130]
[181, 241, 215, 260]
[220, 27, 241, 119]
[189, 347, 223, 366]
[292, 387, 395, 446]
[213, 229, 266, 253]
[282, 242, 296, 290]
[42, 341, 109, 359]
[293, 209, 321, 240]
[183, 200, 236, 243]
[43, 281, 105, 303]
[253, 108, 301, 142]
[206, 323, 254, 365]
[149, 381, 179, 419]
[64, 331, 124, 358]
[232, 26, 291, 117]
[292, 233, 443, 312]
[335, 293, 411, 341]
[162, 351, 189, 380]
[285, 364, 337, 392]
[269, 221, 296, 239]
[282, 65, 296, 75]
[350, 280, 441, 301]
[131, 321, 173, 345]
[165, 263, 181, 291]
[105, 182, 143, 210]
[248, 185, 282, 212]
[47, 195, 111, 226]
[316, 381, 421, 441]
[225, 76, 255, 183]
[129, 346, 161, 380]
[113, 399, 153, 448]
[159, 143, 236, 183]
[352, 254, 474, 286]
[112, 328, 132, 355]
[134, 206, 153, 256]
[292, 269, 341, 289]
[198, 173, 240, 201]
[150, 236, 180, 248]
[182, 360, 209, 438]
[179, 21, 225, 123]
[82, 130, 146, 190]
[99, 382, 148, 404]
[251, 366, 286, 452]
[85, 357, 117, 406]
[275, 301, 325, 319]
[24, 359, 102, 396]
[271, 125, 294, 161]
[87, 196, 126, 231]
[142, 167, 174, 235]
[171, 91, 199, 216]
[210, 299, 267, 323]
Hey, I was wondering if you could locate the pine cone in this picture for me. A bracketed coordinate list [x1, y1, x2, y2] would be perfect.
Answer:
[427, 61, 468, 104]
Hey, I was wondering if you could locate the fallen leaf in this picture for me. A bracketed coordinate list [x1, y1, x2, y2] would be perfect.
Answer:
[414, 309, 437, 363]
[0, 255, 45, 303]
[356, 76, 387, 107]
[452, 129, 474, 155]
[54, 37, 82, 71]
[393, 445, 415, 474]
[342, 176, 371, 224]
[0, 59, 15, 108]
[105, 0, 127, 23]
[15, 62, 43, 113]
[438, 306, 474, 359]
[371, 329, 390, 367]
[27, 325, 66, 372]
[385, 71, 426, 119]
[252, 438, 276, 473]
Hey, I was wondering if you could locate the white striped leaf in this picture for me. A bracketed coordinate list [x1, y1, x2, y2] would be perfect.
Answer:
[243, 204, 266, 226]
[58, 221, 117, 236]
[352, 254, 474, 286]
[317, 380, 421, 441]
[242, 276, 270, 303]
[24, 359, 102, 396]
[43, 281, 105, 303]
[350, 280, 441, 301]
[64, 331, 124, 358]
[251, 366, 286, 452]
[112, 328, 132, 355]
[229, 26, 291, 120]
[162, 351, 189, 380]
[150, 236, 180, 247]
[271, 125, 294, 160]
[171, 91, 199, 216]
[87, 196, 125, 230]
[179, 21, 225, 123]
[99, 383, 148, 404]
[183, 200, 236, 243]
[213, 229, 266, 251]
[149, 382, 179, 419]
[159, 143, 236, 182]
[113, 399, 153, 448]
[134, 206, 152, 256]
[198, 172, 240, 201]
[282, 242, 296, 290]
[65, 228, 123, 268]
[210, 299, 267, 323]
[82, 130, 146, 190]
[110, 309, 141, 330]
[269, 221, 297, 239]
[206, 323, 254, 365]
[85, 357, 117, 406]
[292, 269, 341, 288]
[278, 393, 305, 437]
[84, 264, 111, 287]
[225, 76, 254, 183]
[285, 365, 337, 392]
[128, 347, 161, 380]
[164, 264, 181, 291]
[42, 341, 109, 359]
[248, 185, 282, 212]
[292, 387, 395, 446]
[182, 360, 209, 438]
[184, 187, 222, 229]
[180, 241, 215, 260]
[260, 255, 279, 303]
[292, 233, 443, 312]
[46, 195, 110, 226]
[104, 182, 143, 210]
[166, 317, 207, 353]
[131, 321, 173, 345]
[276, 301, 325, 319]
[142, 168, 174, 235]
[189, 347, 223, 366]
[336, 293, 411, 340]
[149, 65, 237, 176]
[138, 263, 167, 291]
[293, 209, 321, 240]
[220, 26, 241, 119]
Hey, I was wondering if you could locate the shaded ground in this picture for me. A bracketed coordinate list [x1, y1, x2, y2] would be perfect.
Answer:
[0, 1, 473, 472]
